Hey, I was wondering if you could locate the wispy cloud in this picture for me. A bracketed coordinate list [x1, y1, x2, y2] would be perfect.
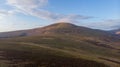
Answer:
[6, 0, 91, 22]
[1, 0, 119, 30]
[0, 10, 14, 19]
[84, 19, 120, 30]
[55, 14, 92, 23]
[105, 19, 120, 29]
[7, 0, 48, 10]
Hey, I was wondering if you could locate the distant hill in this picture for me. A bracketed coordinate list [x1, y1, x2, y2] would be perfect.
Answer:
[110, 29, 120, 35]
[0, 22, 119, 39]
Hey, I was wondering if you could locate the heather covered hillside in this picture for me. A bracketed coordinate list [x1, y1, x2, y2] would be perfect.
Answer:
[0, 23, 120, 67]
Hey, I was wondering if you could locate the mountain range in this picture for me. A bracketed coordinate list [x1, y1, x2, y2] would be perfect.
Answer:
[0, 22, 120, 67]
[110, 29, 120, 35]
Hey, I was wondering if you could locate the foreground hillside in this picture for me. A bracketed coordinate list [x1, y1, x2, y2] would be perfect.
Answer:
[0, 35, 120, 67]
[0, 23, 120, 67]
[0, 40, 109, 67]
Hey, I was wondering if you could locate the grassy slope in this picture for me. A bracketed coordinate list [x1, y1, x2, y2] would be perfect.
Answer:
[0, 41, 108, 67]
[0, 34, 120, 67]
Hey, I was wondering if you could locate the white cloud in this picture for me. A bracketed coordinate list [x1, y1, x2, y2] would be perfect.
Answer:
[55, 14, 92, 23]
[0, 10, 14, 20]
[1, 0, 119, 31]
[7, 0, 55, 20]
[6, 0, 91, 22]
[105, 19, 120, 29]
[7, 0, 48, 9]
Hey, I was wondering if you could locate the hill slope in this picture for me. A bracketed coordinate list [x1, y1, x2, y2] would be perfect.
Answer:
[1, 22, 120, 48]
[0, 23, 119, 39]
[0, 22, 120, 67]
[110, 29, 120, 35]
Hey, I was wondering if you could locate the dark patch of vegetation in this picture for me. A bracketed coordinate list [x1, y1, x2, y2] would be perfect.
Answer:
[19, 33, 27, 37]
[85, 40, 115, 49]
[99, 57, 120, 64]
[0, 49, 109, 67]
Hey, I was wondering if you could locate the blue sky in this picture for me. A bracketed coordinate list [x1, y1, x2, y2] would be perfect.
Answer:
[0, 0, 119, 32]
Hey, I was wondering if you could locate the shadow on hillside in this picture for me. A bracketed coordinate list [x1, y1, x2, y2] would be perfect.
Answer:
[0, 50, 109, 67]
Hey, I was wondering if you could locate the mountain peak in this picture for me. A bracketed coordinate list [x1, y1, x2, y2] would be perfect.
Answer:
[54, 22, 75, 25]
[45, 22, 78, 29]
